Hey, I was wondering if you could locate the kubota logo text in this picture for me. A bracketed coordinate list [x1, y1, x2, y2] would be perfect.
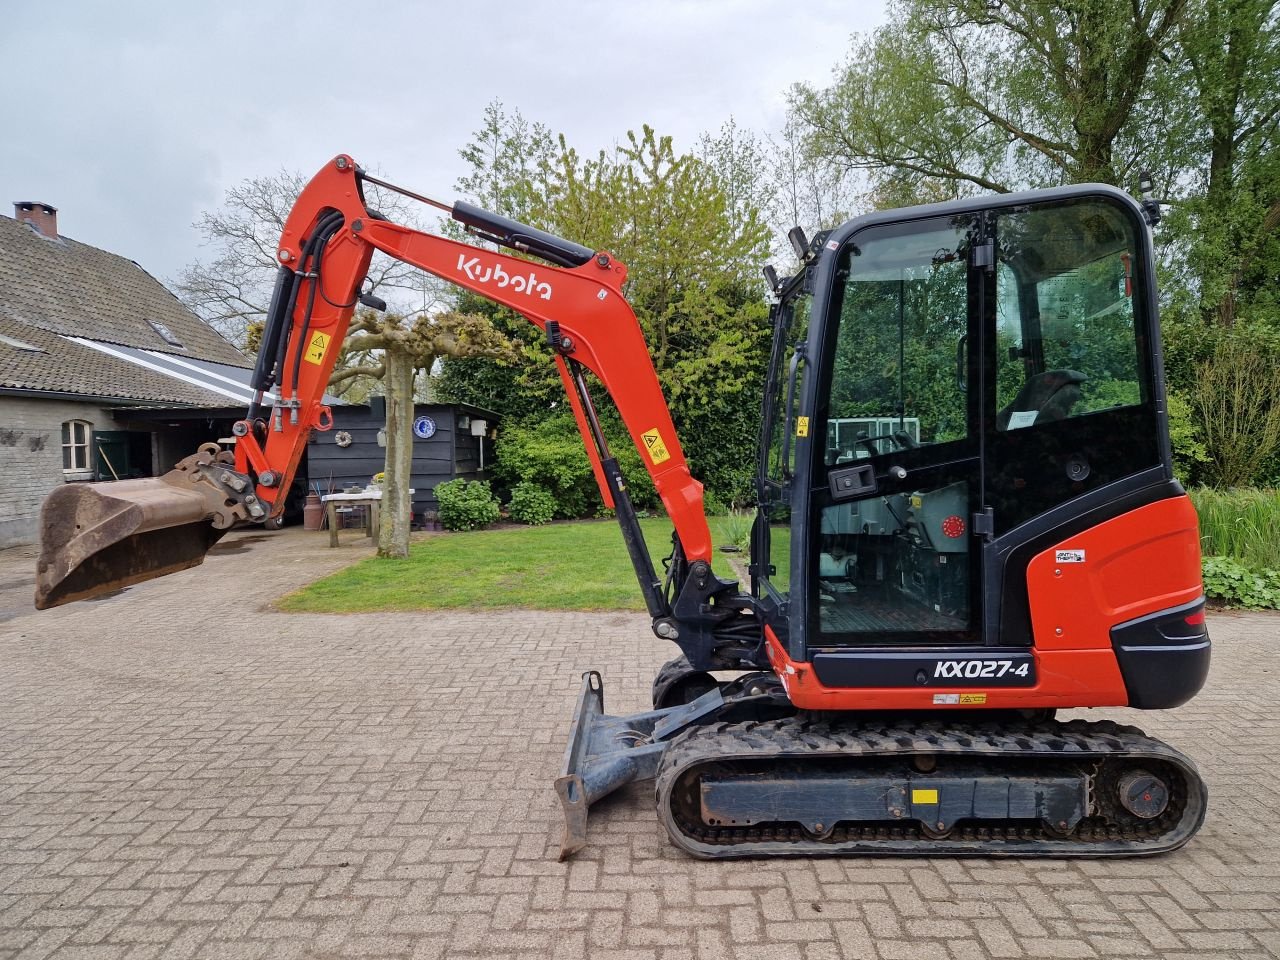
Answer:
[456, 255, 552, 301]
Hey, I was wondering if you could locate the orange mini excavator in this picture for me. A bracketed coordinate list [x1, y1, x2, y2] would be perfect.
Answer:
[36, 156, 1210, 859]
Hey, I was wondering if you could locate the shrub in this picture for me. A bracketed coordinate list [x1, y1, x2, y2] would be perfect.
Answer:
[1189, 486, 1280, 609]
[508, 482, 557, 525]
[1189, 331, 1280, 487]
[495, 414, 658, 518]
[1201, 556, 1280, 609]
[713, 508, 753, 552]
[1167, 390, 1209, 485]
[702, 491, 729, 516]
[434, 478, 501, 531]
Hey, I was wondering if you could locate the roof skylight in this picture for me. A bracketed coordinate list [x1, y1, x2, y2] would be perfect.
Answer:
[0, 332, 46, 353]
[147, 319, 185, 348]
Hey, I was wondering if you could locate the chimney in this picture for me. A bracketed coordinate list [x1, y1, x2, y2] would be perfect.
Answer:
[14, 201, 58, 238]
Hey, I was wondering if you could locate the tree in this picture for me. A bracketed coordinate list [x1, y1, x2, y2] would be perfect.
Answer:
[433, 104, 564, 423]
[1164, 0, 1280, 327]
[790, 1, 1279, 322]
[438, 109, 774, 504]
[763, 114, 862, 256]
[176, 171, 438, 354]
[333, 308, 512, 558]
[454, 101, 557, 222]
[790, 1, 1188, 199]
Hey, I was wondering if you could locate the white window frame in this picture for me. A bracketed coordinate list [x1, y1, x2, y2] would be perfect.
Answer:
[62, 420, 93, 473]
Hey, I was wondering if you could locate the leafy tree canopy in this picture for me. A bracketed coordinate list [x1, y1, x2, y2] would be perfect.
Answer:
[437, 104, 774, 503]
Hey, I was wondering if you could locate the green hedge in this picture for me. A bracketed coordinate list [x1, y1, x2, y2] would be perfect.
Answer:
[508, 482, 557, 525]
[494, 414, 658, 519]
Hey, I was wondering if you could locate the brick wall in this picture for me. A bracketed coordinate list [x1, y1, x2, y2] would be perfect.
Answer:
[0, 396, 120, 548]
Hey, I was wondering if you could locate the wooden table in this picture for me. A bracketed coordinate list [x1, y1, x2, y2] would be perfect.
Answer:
[320, 489, 415, 547]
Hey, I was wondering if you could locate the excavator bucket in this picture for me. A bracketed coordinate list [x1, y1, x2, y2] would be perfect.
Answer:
[34, 444, 263, 609]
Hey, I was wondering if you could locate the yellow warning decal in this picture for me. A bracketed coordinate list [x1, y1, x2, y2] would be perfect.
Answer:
[641, 428, 671, 465]
[796, 415, 810, 438]
[912, 789, 939, 805]
[959, 693, 987, 705]
[303, 331, 331, 365]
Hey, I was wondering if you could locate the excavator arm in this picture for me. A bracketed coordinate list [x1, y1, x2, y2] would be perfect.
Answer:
[36, 156, 733, 647]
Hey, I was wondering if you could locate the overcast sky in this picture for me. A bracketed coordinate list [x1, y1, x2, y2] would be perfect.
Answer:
[3, 1, 886, 285]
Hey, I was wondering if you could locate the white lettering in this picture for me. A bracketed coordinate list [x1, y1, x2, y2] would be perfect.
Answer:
[455, 255, 554, 301]
[933, 659, 1030, 682]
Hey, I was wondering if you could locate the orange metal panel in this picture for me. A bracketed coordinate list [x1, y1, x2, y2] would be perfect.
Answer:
[764, 627, 1129, 711]
[1026, 495, 1203, 651]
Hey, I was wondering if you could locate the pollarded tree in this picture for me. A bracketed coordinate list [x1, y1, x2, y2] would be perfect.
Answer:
[331, 308, 513, 558]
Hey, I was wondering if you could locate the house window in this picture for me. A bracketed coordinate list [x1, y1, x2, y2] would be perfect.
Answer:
[62, 420, 92, 472]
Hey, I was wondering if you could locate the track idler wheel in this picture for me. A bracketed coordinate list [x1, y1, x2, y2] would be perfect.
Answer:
[652, 655, 717, 709]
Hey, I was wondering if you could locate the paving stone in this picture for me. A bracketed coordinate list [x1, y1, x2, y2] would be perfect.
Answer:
[2, 529, 1279, 959]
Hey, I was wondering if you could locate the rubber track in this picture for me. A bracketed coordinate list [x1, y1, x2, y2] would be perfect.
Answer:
[655, 716, 1207, 859]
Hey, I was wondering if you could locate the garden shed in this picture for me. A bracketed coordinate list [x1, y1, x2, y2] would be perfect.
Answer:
[307, 399, 500, 520]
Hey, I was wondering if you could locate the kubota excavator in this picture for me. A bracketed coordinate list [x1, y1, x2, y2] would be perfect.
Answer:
[35, 155, 1210, 860]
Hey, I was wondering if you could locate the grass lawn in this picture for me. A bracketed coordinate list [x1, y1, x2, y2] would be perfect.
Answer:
[279, 517, 744, 613]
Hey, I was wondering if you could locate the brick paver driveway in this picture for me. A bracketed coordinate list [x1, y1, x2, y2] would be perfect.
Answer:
[2, 527, 1278, 959]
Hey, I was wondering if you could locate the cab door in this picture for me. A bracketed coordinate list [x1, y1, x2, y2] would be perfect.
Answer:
[803, 214, 988, 650]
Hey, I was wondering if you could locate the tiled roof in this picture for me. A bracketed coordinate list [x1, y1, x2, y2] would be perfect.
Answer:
[0, 318, 235, 406]
[0, 213, 250, 404]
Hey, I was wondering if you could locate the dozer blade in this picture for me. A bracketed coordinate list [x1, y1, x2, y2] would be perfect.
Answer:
[554, 671, 724, 860]
[34, 443, 264, 609]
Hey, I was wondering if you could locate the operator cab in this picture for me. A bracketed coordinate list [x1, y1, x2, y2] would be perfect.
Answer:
[753, 187, 1170, 670]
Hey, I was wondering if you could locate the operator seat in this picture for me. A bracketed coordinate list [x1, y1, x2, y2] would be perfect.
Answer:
[997, 369, 1086, 430]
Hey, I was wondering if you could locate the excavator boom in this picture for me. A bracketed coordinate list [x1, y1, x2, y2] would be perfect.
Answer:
[35, 156, 715, 615]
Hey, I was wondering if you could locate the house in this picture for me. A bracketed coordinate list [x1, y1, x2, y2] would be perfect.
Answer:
[0, 202, 255, 547]
[0, 200, 506, 548]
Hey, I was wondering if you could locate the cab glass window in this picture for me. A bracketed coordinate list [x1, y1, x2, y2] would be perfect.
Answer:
[756, 293, 810, 599]
[825, 219, 973, 466]
[995, 202, 1147, 431]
